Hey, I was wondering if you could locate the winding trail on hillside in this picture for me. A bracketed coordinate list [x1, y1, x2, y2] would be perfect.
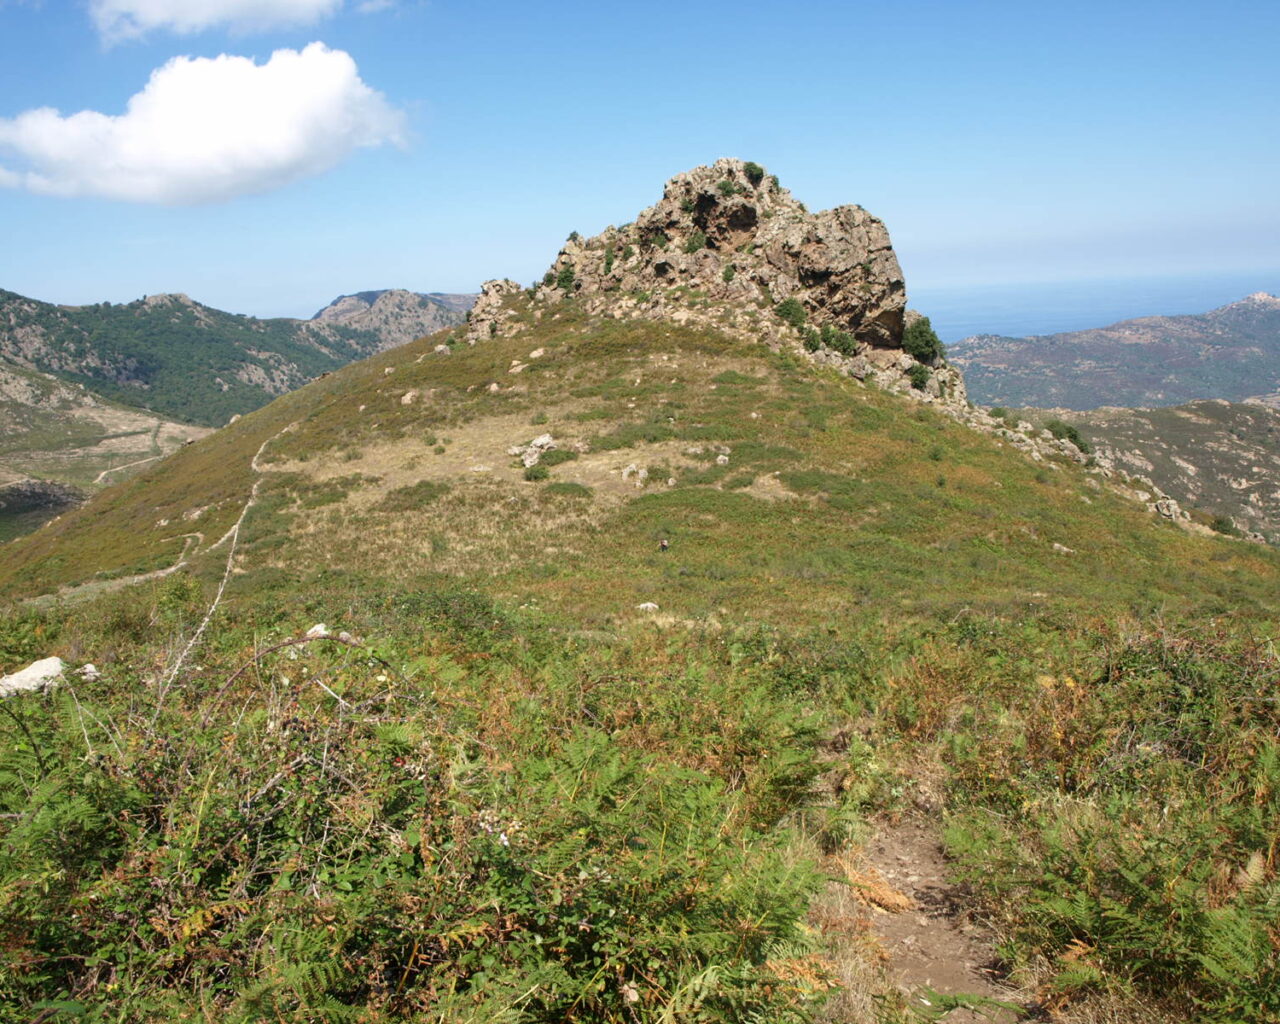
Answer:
[157, 424, 297, 694]
[93, 453, 165, 485]
[24, 424, 294, 608]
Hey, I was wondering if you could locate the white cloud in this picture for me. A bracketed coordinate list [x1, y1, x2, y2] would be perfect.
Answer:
[90, 0, 343, 41]
[0, 43, 405, 205]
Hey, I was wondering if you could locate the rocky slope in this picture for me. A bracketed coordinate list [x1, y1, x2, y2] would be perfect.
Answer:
[949, 292, 1280, 409]
[311, 289, 475, 346]
[1038, 399, 1280, 543]
[0, 287, 470, 426]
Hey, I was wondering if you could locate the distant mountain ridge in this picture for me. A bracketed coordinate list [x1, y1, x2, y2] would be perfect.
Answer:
[0, 287, 473, 426]
[949, 292, 1280, 409]
[310, 288, 476, 347]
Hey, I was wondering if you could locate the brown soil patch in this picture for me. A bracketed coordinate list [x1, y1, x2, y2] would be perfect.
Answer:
[861, 817, 1026, 1021]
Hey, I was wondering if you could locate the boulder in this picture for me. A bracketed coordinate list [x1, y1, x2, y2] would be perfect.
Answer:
[0, 656, 65, 699]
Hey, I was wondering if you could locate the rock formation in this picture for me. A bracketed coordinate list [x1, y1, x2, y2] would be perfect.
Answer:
[466, 159, 965, 405]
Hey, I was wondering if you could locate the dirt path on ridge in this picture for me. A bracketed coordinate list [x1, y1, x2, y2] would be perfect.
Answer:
[857, 817, 1026, 1021]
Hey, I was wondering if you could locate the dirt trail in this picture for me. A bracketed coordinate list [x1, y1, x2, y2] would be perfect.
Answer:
[23, 424, 293, 608]
[858, 817, 1025, 1021]
[93, 452, 164, 484]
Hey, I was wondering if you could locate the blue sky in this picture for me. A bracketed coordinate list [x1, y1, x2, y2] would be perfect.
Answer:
[1, 0, 1277, 319]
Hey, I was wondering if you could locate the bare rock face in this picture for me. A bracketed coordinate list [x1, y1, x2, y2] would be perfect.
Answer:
[466, 159, 965, 406]
[547, 159, 905, 347]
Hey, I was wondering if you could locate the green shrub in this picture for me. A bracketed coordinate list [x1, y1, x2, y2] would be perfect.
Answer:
[902, 316, 944, 363]
[743, 161, 765, 186]
[603, 245, 615, 274]
[1210, 514, 1242, 537]
[722, 264, 736, 283]
[907, 364, 931, 390]
[538, 448, 578, 467]
[819, 324, 856, 356]
[523, 464, 550, 481]
[717, 180, 741, 197]
[989, 406, 1008, 420]
[1044, 418, 1092, 454]
[555, 266, 575, 291]
[774, 298, 807, 329]
[376, 480, 451, 513]
[544, 482, 592, 498]
[801, 327, 820, 352]
[684, 229, 708, 254]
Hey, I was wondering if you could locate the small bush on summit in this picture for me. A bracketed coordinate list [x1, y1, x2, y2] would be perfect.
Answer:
[902, 316, 944, 363]
[743, 161, 765, 186]
[775, 298, 807, 329]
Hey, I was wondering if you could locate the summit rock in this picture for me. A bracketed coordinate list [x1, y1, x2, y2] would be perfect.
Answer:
[467, 159, 964, 405]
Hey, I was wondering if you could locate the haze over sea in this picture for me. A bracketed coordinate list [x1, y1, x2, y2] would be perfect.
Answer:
[914, 270, 1280, 344]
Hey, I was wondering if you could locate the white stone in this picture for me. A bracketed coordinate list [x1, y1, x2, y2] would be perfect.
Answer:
[0, 657, 65, 699]
[636, 602, 659, 612]
[77, 663, 100, 682]
[306, 624, 328, 637]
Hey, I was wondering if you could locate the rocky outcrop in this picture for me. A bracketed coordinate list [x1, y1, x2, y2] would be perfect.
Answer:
[466, 159, 965, 406]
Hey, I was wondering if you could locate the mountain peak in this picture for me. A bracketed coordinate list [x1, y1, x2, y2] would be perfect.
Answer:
[310, 288, 472, 348]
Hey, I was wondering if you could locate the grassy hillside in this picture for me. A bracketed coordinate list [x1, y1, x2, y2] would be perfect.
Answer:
[2, 297, 1278, 1021]
[2, 302, 1276, 617]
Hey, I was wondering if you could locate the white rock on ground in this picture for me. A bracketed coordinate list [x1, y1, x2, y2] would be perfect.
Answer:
[0, 656, 65, 698]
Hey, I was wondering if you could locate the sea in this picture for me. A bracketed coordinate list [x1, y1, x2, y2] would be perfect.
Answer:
[912, 270, 1280, 344]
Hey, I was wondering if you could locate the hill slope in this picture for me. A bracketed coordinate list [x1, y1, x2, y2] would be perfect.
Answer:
[0, 362, 208, 540]
[1033, 398, 1280, 543]
[0, 287, 471, 426]
[2, 162, 1277, 1024]
[950, 292, 1280, 408]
